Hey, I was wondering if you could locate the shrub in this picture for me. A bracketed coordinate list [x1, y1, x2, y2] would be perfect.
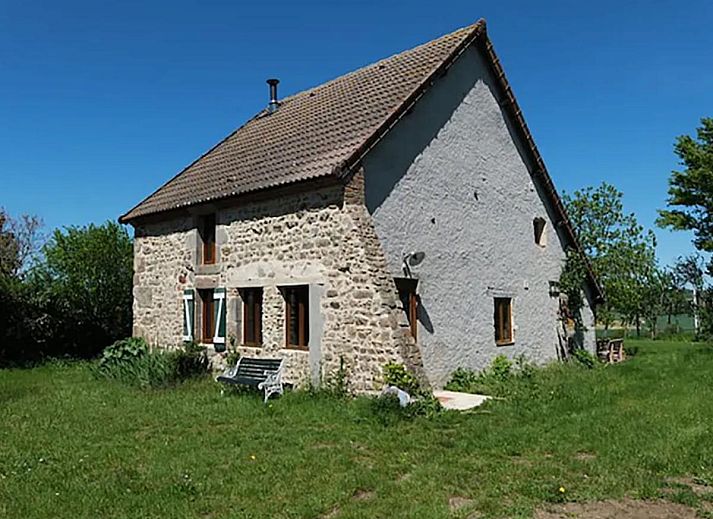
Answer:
[321, 356, 350, 398]
[447, 367, 481, 392]
[93, 339, 209, 388]
[173, 342, 209, 380]
[570, 348, 598, 369]
[373, 362, 442, 421]
[382, 362, 421, 395]
[445, 355, 536, 396]
[489, 354, 513, 381]
[369, 391, 442, 424]
[224, 347, 240, 368]
[97, 337, 148, 371]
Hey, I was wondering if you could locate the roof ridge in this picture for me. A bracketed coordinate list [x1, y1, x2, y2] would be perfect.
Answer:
[275, 20, 484, 108]
[120, 19, 487, 223]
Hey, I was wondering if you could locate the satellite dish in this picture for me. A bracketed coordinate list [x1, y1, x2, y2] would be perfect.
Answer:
[407, 251, 426, 267]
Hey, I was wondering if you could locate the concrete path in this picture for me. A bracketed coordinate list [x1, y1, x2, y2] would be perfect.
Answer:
[433, 390, 489, 411]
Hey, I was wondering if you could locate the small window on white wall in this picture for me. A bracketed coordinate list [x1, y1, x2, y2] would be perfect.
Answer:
[533, 217, 546, 247]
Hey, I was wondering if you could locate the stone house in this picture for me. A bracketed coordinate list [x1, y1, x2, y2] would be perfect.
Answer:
[120, 20, 603, 391]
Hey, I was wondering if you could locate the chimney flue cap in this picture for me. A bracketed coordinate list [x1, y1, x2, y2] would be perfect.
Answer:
[267, 78, 280, 113]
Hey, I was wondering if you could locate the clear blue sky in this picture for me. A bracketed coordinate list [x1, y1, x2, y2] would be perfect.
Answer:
[1, 0, 711, 266]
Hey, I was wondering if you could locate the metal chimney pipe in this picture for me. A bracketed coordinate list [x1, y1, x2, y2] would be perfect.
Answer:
[267, 78, 279, 113]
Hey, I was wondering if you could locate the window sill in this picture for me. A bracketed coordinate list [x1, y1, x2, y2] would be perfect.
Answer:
[196, 263, 221, 276]
[240, 343, 263, 349]
[496, 341, 515, 347]
[282, 346, 309, 352]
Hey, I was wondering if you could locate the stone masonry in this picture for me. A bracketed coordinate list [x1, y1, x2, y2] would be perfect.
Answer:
[132, 176, 420, 392]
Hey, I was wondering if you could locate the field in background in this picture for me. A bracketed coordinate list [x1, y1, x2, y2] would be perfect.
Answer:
[597, 313, 696, 339]
[1, 340, 712, 518]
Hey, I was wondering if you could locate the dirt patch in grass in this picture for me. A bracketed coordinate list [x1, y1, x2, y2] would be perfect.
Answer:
[574, 452, 597, 462]
[535, 498, 698, 518]
[448, 496, 474, 511]
[352, 489, 374, 501]
[320, 506, 340, 519]
[665, 476, 712, 496]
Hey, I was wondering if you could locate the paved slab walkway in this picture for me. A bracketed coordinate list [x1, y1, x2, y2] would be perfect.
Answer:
[433, 389, 489, 411]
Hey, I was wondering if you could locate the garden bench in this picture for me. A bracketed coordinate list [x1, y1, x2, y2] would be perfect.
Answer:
[596, 338, 625, 364]
[217, 357, 285, 403]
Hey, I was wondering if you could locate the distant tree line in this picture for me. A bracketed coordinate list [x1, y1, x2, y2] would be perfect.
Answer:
[0, 210, 132, 366]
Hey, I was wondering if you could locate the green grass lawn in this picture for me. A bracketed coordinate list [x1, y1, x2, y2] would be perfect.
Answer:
[1, 341, 712, 518]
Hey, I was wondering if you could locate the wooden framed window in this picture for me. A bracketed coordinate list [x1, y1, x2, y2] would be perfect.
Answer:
[533, 217, 546, 247]
[283, 285, 309, 350]
[395, 278, 418, 341]
[494, 297, 513, 345]
[200, 289, 215, 344]
[241, 287, 263, 346]
[199, 213, 216, 265]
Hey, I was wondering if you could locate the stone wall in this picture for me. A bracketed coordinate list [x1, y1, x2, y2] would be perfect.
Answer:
[132, 181, 417, 392]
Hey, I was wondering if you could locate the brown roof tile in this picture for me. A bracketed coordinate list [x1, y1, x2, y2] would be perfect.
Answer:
[120, 21, 485, 222]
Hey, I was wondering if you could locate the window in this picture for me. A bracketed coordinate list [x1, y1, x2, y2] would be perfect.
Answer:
[283, 286, 309, 349]
[533, 217, 546, 247]
[395, 278, 418, 341]
[200, 289, 215, 343]
[494, 297, 513, 345]
[241, 288, 263, 346]
[199, 213, 216, 265]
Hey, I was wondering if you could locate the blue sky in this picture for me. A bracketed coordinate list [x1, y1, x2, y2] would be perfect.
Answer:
[1, 0, 711, 266]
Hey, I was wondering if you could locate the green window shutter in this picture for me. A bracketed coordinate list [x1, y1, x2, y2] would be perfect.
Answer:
[183, 289, 195, 342]
[213, 288, 227, 351]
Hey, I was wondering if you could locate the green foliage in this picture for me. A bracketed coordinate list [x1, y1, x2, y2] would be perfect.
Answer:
[224, 347, 241, 368]
[35, 221, 133, 357]
[489, 354, 514, 380]
[570, 348, 598, 369]
[93, 339, 209, 388]
[321, 356, 350, 398]
[657, 117, 713, 260]
[382, 362, 422, 395]
[376, 362, 441, 419]
[97, 337, 148, 371]
[446, 354, 523, 396]
[563, 182, 658, 333]
[623, 343, 640, 357]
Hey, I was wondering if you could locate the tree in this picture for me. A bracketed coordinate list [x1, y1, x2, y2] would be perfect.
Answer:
[0, 208, 43, 277]
[36, 221, 133, 357]
[672, 254, 706, 337]
[657, 117, 713, 271]
[563, 182, 657, 335]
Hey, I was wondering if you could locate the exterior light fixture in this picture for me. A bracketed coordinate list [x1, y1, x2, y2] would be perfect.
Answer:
[402, 251, 426, 278]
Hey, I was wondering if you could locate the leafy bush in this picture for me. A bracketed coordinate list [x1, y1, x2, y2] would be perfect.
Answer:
[321, 356, 350, 398]
[97, 337, 148, 371]
[224, 347, 240, 368]
[382, 362, 421, 395]
[570, 348, 598, 369]
[489, 354, 514, 380]
[373, 362, 442, 421]
[173, 342, 209, 380]
[93, 339, 209, 388]
[446, 354, 519, 395]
